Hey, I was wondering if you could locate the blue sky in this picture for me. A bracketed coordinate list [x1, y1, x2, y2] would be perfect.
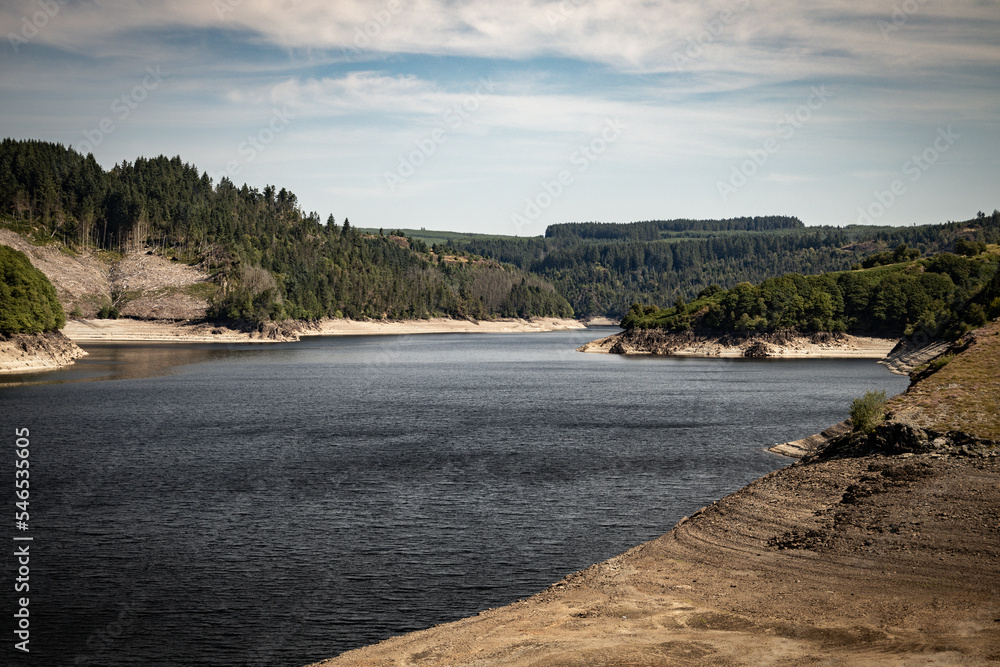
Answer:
[1, 0, 998, 235]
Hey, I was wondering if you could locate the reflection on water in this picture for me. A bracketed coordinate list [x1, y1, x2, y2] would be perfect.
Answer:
[1, 343, 253, 385]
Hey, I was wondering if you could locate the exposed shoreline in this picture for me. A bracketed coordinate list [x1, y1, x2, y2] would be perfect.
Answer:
[310, 453, 1000, 667]
[578, 328, 899, 359]
[0, 331, 88, 374]
[60, 316, 586, 344]
[0, 317, 586, 374]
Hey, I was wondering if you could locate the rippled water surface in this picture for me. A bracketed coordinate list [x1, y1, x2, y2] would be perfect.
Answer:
[2, 329, 909, 666]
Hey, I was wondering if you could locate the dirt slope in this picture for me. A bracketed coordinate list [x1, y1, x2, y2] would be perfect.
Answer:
[0, 229, 213, 319]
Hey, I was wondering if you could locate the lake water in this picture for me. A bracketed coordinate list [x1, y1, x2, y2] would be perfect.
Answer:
[2, 328, 910, 666]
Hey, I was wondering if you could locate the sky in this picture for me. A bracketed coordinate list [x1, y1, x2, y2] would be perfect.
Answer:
[1, 0, 998, 236]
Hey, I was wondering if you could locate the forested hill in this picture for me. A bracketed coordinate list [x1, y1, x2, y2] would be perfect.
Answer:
[4, 138, 997, 324]
[622, 247, 1000, 342]
[0, 139, 571, 323]
[448, 213, 1000, 318]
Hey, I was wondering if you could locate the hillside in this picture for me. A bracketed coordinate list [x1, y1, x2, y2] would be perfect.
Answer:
[0, 228, 213, 320]
[0, 139, 572, 324]
[4, 139, 997, 323]
[308, 322, 1000, 666]
[607, 248, 1000, 357]
[448, 213, 1000, 318]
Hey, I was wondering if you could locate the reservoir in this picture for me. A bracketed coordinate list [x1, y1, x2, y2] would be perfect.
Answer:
[1, 328, 910, 666]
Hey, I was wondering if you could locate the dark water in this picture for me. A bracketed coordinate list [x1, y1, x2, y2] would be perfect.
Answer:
[1, 328, 909, 666]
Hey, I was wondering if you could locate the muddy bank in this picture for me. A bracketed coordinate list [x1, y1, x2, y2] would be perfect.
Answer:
[579, 328, 898, 359]
[0, 331, 87, 374]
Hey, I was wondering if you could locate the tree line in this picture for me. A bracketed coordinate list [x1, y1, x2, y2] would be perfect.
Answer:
[0, 139, 572, 323]
[622, 248, 1000, 341]
[451, 214, 1000, 318]
[544, 216, 805, 241]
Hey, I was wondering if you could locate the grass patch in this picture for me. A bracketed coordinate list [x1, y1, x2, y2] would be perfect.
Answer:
[927, 352, 955, 373]
[183, 282, 218, 300]
[888, 320, 1000, 441]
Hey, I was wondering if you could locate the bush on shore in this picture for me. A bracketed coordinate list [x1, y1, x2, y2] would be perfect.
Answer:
[0, 245, 66, 334]
[850, 390, 888, 434]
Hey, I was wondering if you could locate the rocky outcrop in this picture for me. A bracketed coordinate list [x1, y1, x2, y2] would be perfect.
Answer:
[807, 420, 999, 461]
[0, 331, 87, 374]
[769, 419, 853, 458]
[878, 337, 953, 375]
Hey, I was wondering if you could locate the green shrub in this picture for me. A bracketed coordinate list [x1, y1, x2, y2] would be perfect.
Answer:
[0, 245, 66, 333]
[850, 390, 888, 434]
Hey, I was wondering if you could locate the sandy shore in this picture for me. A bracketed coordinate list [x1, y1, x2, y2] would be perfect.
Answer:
[579, 329, 898, 359]
[61, 317, 586, 343]
[301, 317, 587, 337]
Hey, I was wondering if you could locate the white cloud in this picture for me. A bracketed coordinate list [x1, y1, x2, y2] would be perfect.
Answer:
[4, 0, 998, 81]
